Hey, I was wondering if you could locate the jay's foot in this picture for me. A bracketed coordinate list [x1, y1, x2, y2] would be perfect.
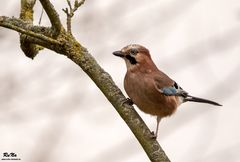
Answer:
[122, 98, 134, 106]
[150, 131, 157, 139]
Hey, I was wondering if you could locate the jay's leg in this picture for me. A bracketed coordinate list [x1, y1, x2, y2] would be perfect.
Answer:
[155, 116, 161, 138]
[151, 116, 161, 139]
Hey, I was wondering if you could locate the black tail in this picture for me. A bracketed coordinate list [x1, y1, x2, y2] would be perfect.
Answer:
[184, 95, 222, 106]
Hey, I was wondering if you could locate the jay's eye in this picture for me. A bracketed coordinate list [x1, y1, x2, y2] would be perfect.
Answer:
[129, 48, 138, 55]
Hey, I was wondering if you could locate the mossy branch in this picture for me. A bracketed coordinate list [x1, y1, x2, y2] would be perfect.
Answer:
[0, 1, 170, 161]
[20, 0, 40, 59]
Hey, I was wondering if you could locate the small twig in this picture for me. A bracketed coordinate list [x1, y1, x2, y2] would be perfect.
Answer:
[63, 0, 85, 35]
[38, 7, 44, 25]
[67, 0, 73, 12]
[73, 0, 85, 12]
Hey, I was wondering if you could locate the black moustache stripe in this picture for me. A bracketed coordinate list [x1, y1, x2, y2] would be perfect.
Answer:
[126, 55, 137, 64]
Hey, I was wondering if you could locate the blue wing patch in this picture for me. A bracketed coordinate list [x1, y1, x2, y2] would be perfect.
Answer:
[160, 87, 178, 95]
[158, 82, 188, 97]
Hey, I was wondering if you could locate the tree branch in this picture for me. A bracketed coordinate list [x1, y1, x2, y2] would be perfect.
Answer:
[39, 0, 63, 36]
[20, 0, 36, 22]
[0, 16, 60, 45]
[0, 1, 170, 162]
[20, 0, 40, 59]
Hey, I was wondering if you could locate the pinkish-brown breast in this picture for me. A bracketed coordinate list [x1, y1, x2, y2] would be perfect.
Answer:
[124, 70, 179, 117]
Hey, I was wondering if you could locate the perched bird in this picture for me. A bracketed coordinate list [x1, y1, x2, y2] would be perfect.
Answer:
[113, 44, 222, 138]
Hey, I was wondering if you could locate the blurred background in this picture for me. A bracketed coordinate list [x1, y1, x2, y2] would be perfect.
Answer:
[0, 0, 240, 162]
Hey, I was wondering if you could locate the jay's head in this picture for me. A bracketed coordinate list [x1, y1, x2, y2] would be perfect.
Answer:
[113, 44, 152, 69]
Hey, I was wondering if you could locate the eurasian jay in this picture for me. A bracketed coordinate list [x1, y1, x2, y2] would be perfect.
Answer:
[113, 44, 222, 138]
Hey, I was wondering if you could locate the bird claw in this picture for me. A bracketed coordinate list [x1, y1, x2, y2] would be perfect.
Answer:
[150, 131, 157, 139]
[122, 98, 134, 106]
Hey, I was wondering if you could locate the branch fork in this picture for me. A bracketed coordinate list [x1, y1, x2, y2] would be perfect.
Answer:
[62, 0, 85, 35]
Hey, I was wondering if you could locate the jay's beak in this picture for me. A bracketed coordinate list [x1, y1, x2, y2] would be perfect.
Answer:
[113, 51, 124, 58]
